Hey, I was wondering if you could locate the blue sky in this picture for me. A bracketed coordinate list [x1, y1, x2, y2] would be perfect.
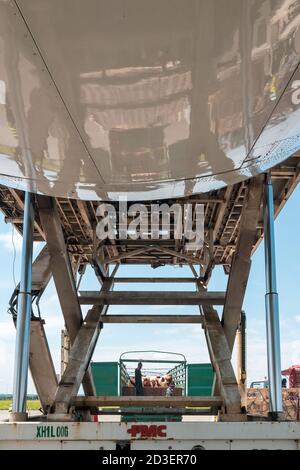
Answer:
[0, 186, 300, 393]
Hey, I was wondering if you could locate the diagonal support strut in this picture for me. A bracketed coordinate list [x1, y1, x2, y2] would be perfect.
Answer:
[51, 272, 117, 416]
[222, 176, 264, 352]
[37, 195, 95, 398]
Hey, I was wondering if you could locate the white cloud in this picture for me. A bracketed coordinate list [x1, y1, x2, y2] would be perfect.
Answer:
[0, 230, 22, 252]
[0, 321, 15, 342]
[0, 229, 44, 257]
[39, 293, 62, 312]
[43, 316, 64, 330]
[0, 229, 44, 254]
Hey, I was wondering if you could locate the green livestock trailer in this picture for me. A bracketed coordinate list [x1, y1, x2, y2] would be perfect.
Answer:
[91, 351, 214, 422]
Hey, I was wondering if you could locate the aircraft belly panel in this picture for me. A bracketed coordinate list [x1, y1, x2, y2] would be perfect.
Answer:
[0, 0, 300, 200]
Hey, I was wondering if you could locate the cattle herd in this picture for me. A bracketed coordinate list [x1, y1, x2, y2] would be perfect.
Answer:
[128, 373, 173, 388]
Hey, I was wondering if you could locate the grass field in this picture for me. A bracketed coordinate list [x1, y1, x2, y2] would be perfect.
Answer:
[0, 400, 41, 410]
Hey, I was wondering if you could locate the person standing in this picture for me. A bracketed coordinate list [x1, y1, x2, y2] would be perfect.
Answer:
[135, 362, 144, 396]
[166, 382, 175, 397]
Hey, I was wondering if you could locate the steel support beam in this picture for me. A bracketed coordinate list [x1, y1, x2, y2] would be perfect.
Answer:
[92, 243, 109, 285]
[99, 315, 204, 324]
[51, 270, 118, 416]
[53, 305, 106, 415]
[264, 174, 283, 417]
[79, 290, 226, 306]
[37, 195, 95, 398]
[61, 329, 70, 376]
[11, 192, 34, 420]
[10, 245, 56, 414]
[72, 396, 223, 408]
[236, 310, 247, 408]
[153, 247, 203, 265]
[104, 247, 203, 265]
[222, 177, 263, 352]
[8, 188, 44, 239]
[30, 246, 52, 291]
[76, 200, 93, 240]
[29, 320, 58, 412]
[37, 196, 82, 341]
[202, 306, 243, 418]
[9, 245, 51, 313]
[189, 264, 242, 419]
[104, 246, 153, 264]
[108, 277, 197, 283]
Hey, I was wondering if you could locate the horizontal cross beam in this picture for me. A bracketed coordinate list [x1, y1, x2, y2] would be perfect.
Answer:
[108, 277, 197, 283]
[79, 291, 226, 305]
[99, 315, 204, 323]
[72, 395, 223, 408]
[93, 408, 212, 416]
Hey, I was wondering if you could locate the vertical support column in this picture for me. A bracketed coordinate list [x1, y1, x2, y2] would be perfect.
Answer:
[61, 329, 70, 377]
[11, 192, 34, 421]
[236, 310, 247, 409]
[264, 173, 283, 418]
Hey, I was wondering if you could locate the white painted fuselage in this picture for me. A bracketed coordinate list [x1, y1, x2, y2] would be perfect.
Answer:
[1, 0, 300, 200]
